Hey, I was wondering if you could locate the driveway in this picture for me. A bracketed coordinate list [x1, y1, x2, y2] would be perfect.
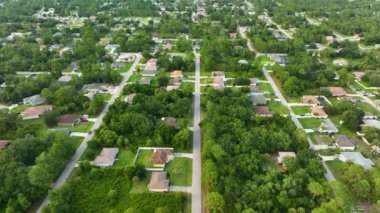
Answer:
[170, 186, 192, 193]
[37, 54, 142, 212]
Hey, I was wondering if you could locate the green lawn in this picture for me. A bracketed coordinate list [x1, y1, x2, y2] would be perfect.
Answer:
[291, 106, 310, 115]
[267, 100, 289, 114]
[10, 104, 30, 113]
[128, 73, 142, 83]
[130, 173, 150, 193]
[70, 136, 84, 148]
[97, 93, 112, 101]
[299, 118, 322, 129]
[72, 122, 94, 133]
[135, 150, 153, 168]
[166, 158, 192, 186]
[114, 149, 135, 168]
[116, 63, 133, 73]
[258, 83, 274, 93]
[326, 160, 345, 180]
[356, 102, 380, 115]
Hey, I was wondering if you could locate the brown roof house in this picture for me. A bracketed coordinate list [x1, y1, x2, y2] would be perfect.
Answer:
[212, 71, 226, 90]
[334, 135, 356, 151]
[353, 71, 365, 81]
[150, 149, 175, 167]
[58, 114, 81, 126]
[311, 107, 328, 118]
[170, 70, 184, 86]
[21, 105, 53, 120]
[142, 58, 158, 77]
[255, 106, 273, 117]
[329, 87, 347, 97]
[161, 117, 180, 129]
[0, 140, 10, 151]
[148, 172, 169, 192]
[92, 148, 119, 167]
[301, 96, 321, 106]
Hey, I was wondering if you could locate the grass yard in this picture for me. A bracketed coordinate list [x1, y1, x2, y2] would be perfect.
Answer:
[329, 116, 356, 136]
[258, 82, 274, 93]
[291, 106, 310, 115]
[267, 100, 289, 114]
[117, 63, 133, 73]
[128, 73, 142, 83]
[72, 122, 94, 133]
[114, 149, 135, 168]
[97, 93, 112, 101]
[130, 173, 150, 193]
[326, 160, 346, 180]
[356, 102, 380, 115]
[10, 104, 30, 113]
[70, 136, 84, 148]
[299, 118, 322, 129]
[135, 150, 153, 168]
[166, 158, 192, 186]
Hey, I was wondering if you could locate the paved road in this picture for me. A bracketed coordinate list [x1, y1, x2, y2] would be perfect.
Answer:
[37, 54, 142, 212]
[261, 14, 293, 39]
[238, 26, 262, 56]
[192, 52, 202, 213]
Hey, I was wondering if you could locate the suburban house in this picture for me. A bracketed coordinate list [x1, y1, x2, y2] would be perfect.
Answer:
[162, 43, 173, 51]
[212, 76, 225, 90]
[250, 78, 259, 86]
[339, 152, 374, 169]
[255, 106, 273, 117]
[250, 92, 267, 106]
[148, 172, 169, 192]
[124, 93, 137, 104]
[363, 112, 377, 120]
[326, 36, 335, 44]
[267, 54, 288, 66]
[23, 94, 45, 106]
[58, 114, 81, 126]
[250, 85, 260, 93]
[57, 75, 72, 83]
[166, 85, 179, 91]
[111, 62, 125, 70]
[319, 118, 338, 133]
[0, 140, 10, 151]
[353, 71, 365, 81]
[115, 53, 136, 63]
[332, 58, 348, 66]
[277, 151, 296, 170]
[105, 44, 120, 53]
[329, 87, 347, 97]
[170, 70, 184, 86]
[301, 96, 321, 106]
[92, 148, 119, 167]
[361, 119, 380, 130]
[334, 135, 356, 151]
[82, 83, 116, 98]
[150, 149, 175, 167]
[141, 58, 158, 77]
[311, 107, 328, 118]
[161, 117, 180, 129]
[212, 71, 226, 81]
[21, 105, 53, 120]
[139, 77, 152, 85]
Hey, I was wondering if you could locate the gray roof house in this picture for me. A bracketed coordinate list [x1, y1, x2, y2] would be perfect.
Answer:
[250, 93, 267, 106]
[339, 152, 374, 170]
[23, 94, 45, 106]
[267, 54, 289, 66]
[319, 119, 338, 133]
[334, 135, 356, 151]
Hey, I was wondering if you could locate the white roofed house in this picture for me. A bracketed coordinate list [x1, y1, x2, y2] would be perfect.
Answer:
[82, 83, 117, 99]
[334, 135, 356, 151]
[23, 94, 45, 106]
[92, 148, 119, 167]
[57, 75, 72, 83]
[267, 54, 289, 66]
[339, 152, 374, 169]
[250, 92, 267, 106]
[141, 58, 158, 77]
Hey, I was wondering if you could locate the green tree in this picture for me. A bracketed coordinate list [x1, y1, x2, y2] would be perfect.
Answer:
[207, 192, 225, 213]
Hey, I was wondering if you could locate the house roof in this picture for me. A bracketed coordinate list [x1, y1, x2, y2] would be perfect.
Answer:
[151, 149, 174, 165]
[83, 83, 115, 91]
[125, 93, 137, 104]
[171, 70, 184, 78]
[335, 135, 356, 148]
[353, 71, 365, 79]
[329, 87, 347, 97]
[321, 119, 338, 132]
[212, 71, 225, 77]
[93, 148, 119, 166]
[255, 106, 272, 116]
[267, 54, 288, 65]
[301, 96, 320, 105]
[21, 105, 53, 118]
[250, 85, 260, 93]
[23, 94, 45, 106]
[250, 93, 267, 105]
[333, 58, 348, 66]
[149, 172, 169, 190]
[162, 117, 180, 129]
[340, 152, 374, 169]
[213, 77, 225, 88]
[311, 107, 327, 117]
[277, 152, 296, 163]
[0, 140, 10, 150]
[58, 75, 72, 82]
[58, 114, 81, 124]
[362, 119, 380, 130]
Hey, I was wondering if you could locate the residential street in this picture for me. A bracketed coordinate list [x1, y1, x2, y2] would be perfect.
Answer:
[238, 26, 263, 56]
[37, 54, 142, 212]
[192, 52, 202, 213]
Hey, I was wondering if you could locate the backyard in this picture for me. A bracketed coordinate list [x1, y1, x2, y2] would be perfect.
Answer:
[113, 149, 135, 168]
[135, 149, 154, 168]
[267, 100, 289, 114]
[291, 106, 310, 115]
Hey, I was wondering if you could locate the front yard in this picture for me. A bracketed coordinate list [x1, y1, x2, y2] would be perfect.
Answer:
[291, 106, 310, 115]
[166, 158, 192, 186]
[267, 100, 289, 114]
[299, 118, 322, 129]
